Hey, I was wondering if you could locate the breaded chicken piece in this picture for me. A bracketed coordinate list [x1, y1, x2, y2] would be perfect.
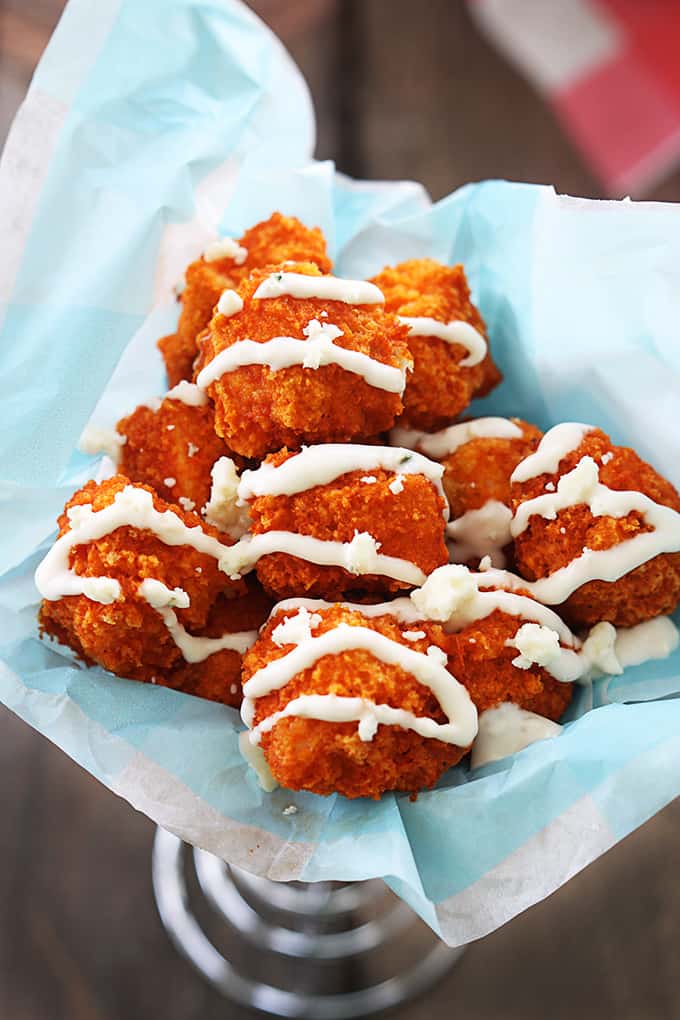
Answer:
[447, 608, 573, 721]
[161, 582, 273, 706]
[159, 213, 332, 385]
[438, 418, 543, 518]
[371, 259, 501, 430]
[117, 390, 241, 514]
[39, 476, 246, 689]
[511, 427, 680, 628]
[394, 417, 543, 568]
[200, 263, 412, 459]
[241, 602, 469, 799]
[442, 417, 542, 568]
[244, 447, 449, 599]
[157, 333, 189, 394]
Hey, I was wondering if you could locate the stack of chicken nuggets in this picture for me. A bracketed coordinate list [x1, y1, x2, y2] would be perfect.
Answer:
[37, 213, 680, 799]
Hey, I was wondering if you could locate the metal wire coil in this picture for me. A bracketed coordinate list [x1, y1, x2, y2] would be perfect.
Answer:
[152, 826, 462, 1018]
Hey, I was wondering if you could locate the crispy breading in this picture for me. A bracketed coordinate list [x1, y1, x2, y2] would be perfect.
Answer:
[242, 603, 467, 799]
[117, 395, 241, 512]
[371, 259, 501, 430]
[511, 428, 680, 627]
[443, 417, 542, 568]
[447, 608, 573, 721]
[201, 263, 412, 459]
[161, 582, 273, 706]
[246, 450, 449, 599]
[39, 476, 246, 688]
[38, 211, 680, 798]
[440, 418, 543, 517]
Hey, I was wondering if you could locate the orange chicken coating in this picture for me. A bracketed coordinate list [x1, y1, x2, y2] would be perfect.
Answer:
[371, 259, 502, 430]
[201, 263, 413, 459]
[157, 334, 188, 392]
[242, 603, 468, 799]
[117, 395, 241, 512]
[160, 582, 273, 706]
[39, 476, 246, 687]
[439, 418, 543, 518]
[237, 213, 331, 274]
[511, 428, 680, 628]
[158, 213, 332, 385]
[446, 607, 573, 722]
[246, 449, 449, 599]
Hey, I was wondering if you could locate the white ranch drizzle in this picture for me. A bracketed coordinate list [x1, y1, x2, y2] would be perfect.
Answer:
[511, 422, 594, 483]
[203, 457, 251, 539]
[203, 237, 248, 264]
[470, 562, 538, 593]
[241, 623, 478, 747]
[78, 424, 127, 464]
[138, 579, 257, 661]
[512, 619, 624, 683]
[391, 417, 524, 460]
[270, 601, 435, 654]
[272, 606, 322, 647]
[217, 289, 244, 317]
[141, 396, 162, 411]
[509, 456, 680, 604]
[237, 444, 448, 518]
[398, 316, 487, 367]
[228, 531, 427, 586]
[506, 622, 587, 684]
[150, 607, 256, 661]
[164, 381, 208, 407]
[35, 486, 235, 602]
[253, 271, 384, 305]
[196, 319, 406, 395]
[410, 567, 606, 684]
[249, 695, 467, 746]
[471, 703, 562, 769]
[614, 616, 679, 668]
[411, 565, 578, 643]
[238, 732, 278, 791]
[447, 500, 513, 567]
[268, 596, 424, 625]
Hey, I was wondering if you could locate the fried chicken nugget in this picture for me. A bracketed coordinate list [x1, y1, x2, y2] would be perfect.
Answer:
[393, 417, 542, 568]
[511, 425, 680, 628]
[437, 419, 543, 518]
[241, 445, 449, 599]
[447, 610, 573, 721]
[241, 601, 473, 799]
[159, 213, 332, 385]
[371, 259, 501, 430]
[199, 263, 413, 459]
[38, 476, 252, 699]
[116, 386, 242, 514]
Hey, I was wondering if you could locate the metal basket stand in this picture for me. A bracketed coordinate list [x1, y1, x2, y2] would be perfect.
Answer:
[152, 826, 463, 1018]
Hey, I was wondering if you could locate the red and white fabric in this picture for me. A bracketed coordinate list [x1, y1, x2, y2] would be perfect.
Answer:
[469, 0, 680, 195]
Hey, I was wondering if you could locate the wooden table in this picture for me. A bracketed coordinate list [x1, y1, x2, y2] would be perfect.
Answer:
[1, 3, 679, 1018]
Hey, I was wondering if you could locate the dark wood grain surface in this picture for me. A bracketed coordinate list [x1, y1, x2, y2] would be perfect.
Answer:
[1, 2, 680, 1018]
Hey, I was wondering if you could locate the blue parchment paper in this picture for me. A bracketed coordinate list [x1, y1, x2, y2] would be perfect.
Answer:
[1, 0, 679, 946]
